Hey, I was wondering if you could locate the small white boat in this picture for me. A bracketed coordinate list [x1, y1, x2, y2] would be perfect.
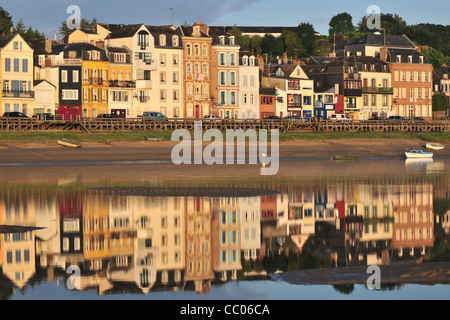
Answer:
[58, 138, 82, 148]
[425, 142, 444, 150]
[404, 149, 433, 159]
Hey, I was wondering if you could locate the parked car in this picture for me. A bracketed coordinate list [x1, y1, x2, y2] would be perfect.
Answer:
[203, 114, 222, 120]
[2, 112, 29, 118]
[387, 116, 406, 121]
[409, 117, 425, 121]
[32, 113, 62, 120]
[328, 114, 352, 121]
[97, 113, 118, 119]
[368, 116, 383, 120]
[142, 111, 168, 120]
[283, 115, 303, 122]
[264, 115, 281, 120]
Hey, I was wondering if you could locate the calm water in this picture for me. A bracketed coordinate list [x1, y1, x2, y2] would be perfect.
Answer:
[1, 157, 449, 301]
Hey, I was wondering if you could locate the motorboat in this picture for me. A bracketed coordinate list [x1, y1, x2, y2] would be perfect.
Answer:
[404, 149, 433, 158]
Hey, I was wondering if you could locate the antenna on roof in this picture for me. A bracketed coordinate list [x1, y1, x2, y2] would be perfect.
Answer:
[169, 8, 174, 26]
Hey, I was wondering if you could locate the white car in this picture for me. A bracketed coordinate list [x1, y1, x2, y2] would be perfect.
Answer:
[328, 114, 352, 121]
[203, 114, 222, 120]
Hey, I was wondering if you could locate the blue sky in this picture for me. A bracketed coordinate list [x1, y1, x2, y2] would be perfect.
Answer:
[1, 0, 448, 39]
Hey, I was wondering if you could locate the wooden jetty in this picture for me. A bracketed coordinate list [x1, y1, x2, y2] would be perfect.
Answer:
[0, 118, 449, 133]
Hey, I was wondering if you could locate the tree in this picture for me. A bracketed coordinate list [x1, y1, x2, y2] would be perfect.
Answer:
[260, 33, 284, 58]
[296, 22, 317, 58]
[59, 17, 97, 37]
[229, 26, 251, 51]
[0, 6, 13, 33]
[250, 34, 262, 55]
[329, 12, 355, 37]
[281, 29, 301, 59]
[356, 13, 408, 36]
[432, 93, 450, 112]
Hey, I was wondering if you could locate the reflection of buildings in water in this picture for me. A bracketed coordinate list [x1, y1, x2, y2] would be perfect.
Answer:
[260, 193, 290, 254]
[186, 197, 213, 293]
[1, 193, 36, 289]
[240, 196, 261, 262]
[392, 184, 434, 259]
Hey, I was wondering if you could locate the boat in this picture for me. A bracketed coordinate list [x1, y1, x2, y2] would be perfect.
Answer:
[425, 142, 444, 150]
[334, 155, 358, 161]
[58, 138, 82, 148]
[404, 149, 433, 158]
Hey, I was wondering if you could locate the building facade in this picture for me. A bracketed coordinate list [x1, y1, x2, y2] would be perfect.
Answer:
[0, 34, 34, 116]
[179, 22, 213, 119]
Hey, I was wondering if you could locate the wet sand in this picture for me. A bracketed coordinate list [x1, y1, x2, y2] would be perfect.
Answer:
[0, 138, 448, 184]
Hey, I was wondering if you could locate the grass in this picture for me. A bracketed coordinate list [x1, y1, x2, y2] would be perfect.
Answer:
[0, 130, 449, 144]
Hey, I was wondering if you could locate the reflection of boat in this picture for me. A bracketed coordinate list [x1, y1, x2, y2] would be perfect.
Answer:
[425, 142, 444, 150]
[404, 149, 433, 158]
[334, 155, 358, 161]
[58, 138, 82, 148]
[405, 158, 433, 167]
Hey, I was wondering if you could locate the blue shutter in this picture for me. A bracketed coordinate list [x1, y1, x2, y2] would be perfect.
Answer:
[218, 54, 223, 65]
[226, 54, 231, 66]
[22, 59, 28, 72]
[14, 59, 19, 72]
[226, 72, 231, 85]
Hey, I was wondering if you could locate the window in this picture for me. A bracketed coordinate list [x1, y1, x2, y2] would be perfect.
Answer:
[419, 56, 424, 64]
[5, 58, 10, 72]
[14, 59, 19, 72]
[61, 70, 68, 83]
[22, 59, 28, 72]
[186, 44, 191, 56]
[172, 35, 179, 47]
[173, 54, 179, 66]
[303, 96, 311, 105]
[73, 70, 79, 82]
[159, 35, 166, 46]
[160, 54, 166, 65]
[219, 36, 225, 45]
[230, 36, 235, 45]
[396, 55, 401, 63]
[62, 89, 78, 100]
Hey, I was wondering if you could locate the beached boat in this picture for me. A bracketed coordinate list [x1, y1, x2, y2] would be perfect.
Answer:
[425, 142, 444, 150]
[334, 155, 358, 161]
[58, 138, 82, 148]
[404, 149, 433, 159]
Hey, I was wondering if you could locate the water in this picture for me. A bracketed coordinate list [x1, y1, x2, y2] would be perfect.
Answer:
[0, 157, 449, 301]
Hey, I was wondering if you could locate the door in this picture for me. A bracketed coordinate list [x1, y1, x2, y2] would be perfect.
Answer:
[195, 105, 200, 119]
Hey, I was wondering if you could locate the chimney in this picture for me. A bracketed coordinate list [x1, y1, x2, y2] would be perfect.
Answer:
[415, 46, 421, 53]
[282, 52, 288, 64]
[96, 41, 105, 49]
[45, 38, 52, 53]
[380, 46, 388, 62]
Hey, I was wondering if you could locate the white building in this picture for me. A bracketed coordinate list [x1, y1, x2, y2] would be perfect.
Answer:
[239, 52, 260, 119]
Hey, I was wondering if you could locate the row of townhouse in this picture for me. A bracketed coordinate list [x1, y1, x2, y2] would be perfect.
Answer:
[0, 25, 446, 120]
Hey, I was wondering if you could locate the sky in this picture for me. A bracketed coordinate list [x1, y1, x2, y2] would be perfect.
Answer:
[1, 0, 448, 39]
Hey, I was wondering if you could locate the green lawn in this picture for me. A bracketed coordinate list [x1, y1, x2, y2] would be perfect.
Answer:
[0, 130, 448, 144]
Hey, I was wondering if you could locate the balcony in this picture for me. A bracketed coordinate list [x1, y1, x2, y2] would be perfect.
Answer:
[109, 80, 136, 88]
[2, 90, 35, 98]
[344, 88, 362, 97]
[362, 87, 394, 94]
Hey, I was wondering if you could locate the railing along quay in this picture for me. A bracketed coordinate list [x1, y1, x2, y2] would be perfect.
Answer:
[0, 118, 449, 133]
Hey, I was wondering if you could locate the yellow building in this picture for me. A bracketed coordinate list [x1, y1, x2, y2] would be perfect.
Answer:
[0, 34, 34, 116]
[80, 45, 109, 117]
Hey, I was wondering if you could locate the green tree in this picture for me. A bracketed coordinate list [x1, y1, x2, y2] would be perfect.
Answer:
[356, 13, 408, 36]
[281, 29, 301, 59]
[260, 33, 284, 58]
[329, 12, 355, 37]
[0, 6, 13, 33]
[59, 17, 98, 37]
[296, 22, 317, 58]
[229, 25, 251, 51]
[432, 93, 450, 111]
[250, 34, 262, 55]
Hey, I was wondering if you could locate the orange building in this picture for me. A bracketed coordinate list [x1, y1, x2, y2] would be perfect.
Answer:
[178, 22, 213, 119]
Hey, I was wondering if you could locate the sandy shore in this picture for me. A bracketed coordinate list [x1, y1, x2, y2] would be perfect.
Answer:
[0, 138, 448, 163]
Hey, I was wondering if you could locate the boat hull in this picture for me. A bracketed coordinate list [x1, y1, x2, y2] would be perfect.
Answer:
[425, 142, 444, 150]
[404, 150, 433, 158]
[58, 139, 81, 148]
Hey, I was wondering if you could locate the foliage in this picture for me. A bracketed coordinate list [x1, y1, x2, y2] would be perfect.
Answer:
[59, 17, 97, 37]
[425, 239, 450, 262]
[260, 33, 284, 58]
[328, 12, 355, 37]
[229, 25, 251, 52]
[280, 30, 301, 59]
[356, 13, 408, 36]
[296, 23, 318, 58]
[0, 6, 13, 33]
[432, 93, 450, 112]
[0, 6, 45, 40]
